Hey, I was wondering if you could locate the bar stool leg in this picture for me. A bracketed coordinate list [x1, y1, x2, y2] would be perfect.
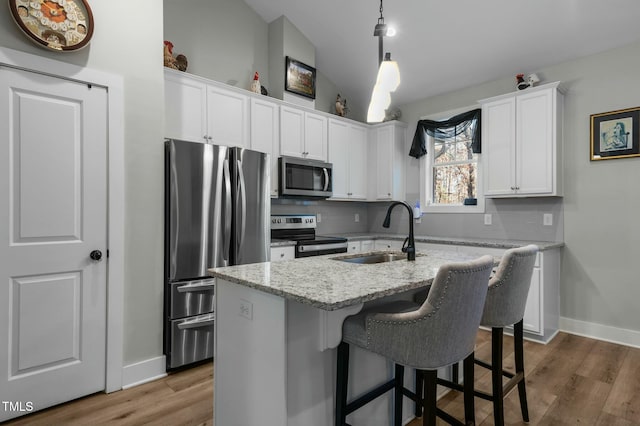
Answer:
[422, 370, 437, 426]
[491, 327, 505, 426]
[514, 320, 529, 422]
[463, 353, 476, 425]
[335, 341, 350, 426]
[414, 370, 423, 417]
[395, 364, 404, 426]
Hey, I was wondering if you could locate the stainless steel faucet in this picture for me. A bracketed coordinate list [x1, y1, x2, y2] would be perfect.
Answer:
[382, 201, 415, 261]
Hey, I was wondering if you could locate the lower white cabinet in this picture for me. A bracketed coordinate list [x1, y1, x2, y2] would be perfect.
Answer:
[360, 240, 374, 253]
[347, 241, 361, 253]
[374, 239, 404, 250]
[271, 246, 295, 262]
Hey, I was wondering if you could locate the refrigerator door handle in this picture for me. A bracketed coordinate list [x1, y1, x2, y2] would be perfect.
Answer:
[322, 167, 329, 191]
[236, 159, 247, 252]
[223, 158, 232, 263]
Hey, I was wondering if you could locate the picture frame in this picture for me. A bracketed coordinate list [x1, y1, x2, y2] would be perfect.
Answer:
[285, 56, 316, 99]
[590, 106, 640, 161]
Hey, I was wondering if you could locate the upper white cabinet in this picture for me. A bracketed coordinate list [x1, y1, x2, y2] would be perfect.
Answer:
[250, 97, 280, 197]
[280, 105, 327, 161]
[165, 70, 207, 142]
[328, 119, 368, 200]
[369, 121, 407, 201]
[164, 69, 249, 148]
[480, 81, 563, 197]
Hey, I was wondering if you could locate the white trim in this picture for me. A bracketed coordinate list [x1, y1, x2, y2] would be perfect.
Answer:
[560, 316, 640, 349]
[121, 356, 168, 390]
[0, 47, 125, 392]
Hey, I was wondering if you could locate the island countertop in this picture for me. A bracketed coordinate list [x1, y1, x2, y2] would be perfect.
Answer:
[208, 249, 489, 311]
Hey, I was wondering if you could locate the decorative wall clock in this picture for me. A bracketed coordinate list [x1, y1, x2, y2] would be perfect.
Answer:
[8, 0, 94, 51]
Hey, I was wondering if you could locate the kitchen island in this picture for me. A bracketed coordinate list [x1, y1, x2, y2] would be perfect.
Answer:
[209, 249, 487, 426]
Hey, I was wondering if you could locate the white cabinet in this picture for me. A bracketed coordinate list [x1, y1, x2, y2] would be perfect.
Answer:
[328, 119, 368, 200]
[361, 240, 374, 253]
[164, 69, 249, 148]
[480, 82, 563, 197]
[271, 246, 295, 262]
[250, 98, 280, 197]
[369, 121, 407, 201]
[280, 106, 327, 161]
[374, 239, 404, 250]
[347, 241, 361, 253]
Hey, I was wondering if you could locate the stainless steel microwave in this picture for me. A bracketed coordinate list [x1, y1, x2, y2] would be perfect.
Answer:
[279, 156, 333, 198]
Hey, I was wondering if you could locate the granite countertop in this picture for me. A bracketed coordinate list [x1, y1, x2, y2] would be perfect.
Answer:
[321, 233, 564, 251]
[209, 249, 493, 311]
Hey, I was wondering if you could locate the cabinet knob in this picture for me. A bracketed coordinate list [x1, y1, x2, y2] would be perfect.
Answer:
[280, 252, 285, 257]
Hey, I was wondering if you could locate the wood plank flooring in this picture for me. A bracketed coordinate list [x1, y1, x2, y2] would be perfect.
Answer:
[4, 331, 640, 425]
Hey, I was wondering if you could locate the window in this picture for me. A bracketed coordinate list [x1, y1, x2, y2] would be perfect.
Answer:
[415, 107, 484, 213]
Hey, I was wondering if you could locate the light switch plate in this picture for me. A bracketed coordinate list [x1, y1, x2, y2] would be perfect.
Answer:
[354, 213, 360, 223]
[316, 213, 322, 223]
[543, 213, 553, 226]
[239, 299, 253, 320]
[484, 214, 492, 225]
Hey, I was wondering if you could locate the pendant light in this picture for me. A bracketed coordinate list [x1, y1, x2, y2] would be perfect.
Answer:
[367, 0, 400, 123]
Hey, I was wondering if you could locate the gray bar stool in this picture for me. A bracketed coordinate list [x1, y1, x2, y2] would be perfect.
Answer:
[440, 244, 538, 426]
[335, 255, 494, 426]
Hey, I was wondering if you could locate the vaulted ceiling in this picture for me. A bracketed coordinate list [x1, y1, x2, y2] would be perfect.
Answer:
[244, 0, 640, 111]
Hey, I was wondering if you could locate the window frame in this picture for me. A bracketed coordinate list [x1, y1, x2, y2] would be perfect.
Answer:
[419, 105, 485, 214]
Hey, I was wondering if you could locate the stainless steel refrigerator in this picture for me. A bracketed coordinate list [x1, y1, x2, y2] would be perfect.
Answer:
[164, 139, 270, 370]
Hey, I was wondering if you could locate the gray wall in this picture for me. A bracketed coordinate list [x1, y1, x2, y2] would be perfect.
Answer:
[272, 200, 368, 235]
[398, 40, 640, 333]
[0, 2, 165, 364]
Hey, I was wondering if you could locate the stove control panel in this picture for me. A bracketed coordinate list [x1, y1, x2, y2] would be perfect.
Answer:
[271, 214, 316, 229]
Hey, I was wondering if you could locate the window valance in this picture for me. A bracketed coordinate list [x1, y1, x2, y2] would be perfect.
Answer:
[409, 108, 481, 158]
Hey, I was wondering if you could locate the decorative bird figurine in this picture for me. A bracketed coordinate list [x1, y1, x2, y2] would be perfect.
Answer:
[163, 40, 178, 70]
[250, 72, 261, 94]
[335, 94, 345, 116]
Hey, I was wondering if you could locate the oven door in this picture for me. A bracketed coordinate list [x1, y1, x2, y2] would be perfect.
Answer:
[296, 241, 348, 258]
[279, 156, 332, 198]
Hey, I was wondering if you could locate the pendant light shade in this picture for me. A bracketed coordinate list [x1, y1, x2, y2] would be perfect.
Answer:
[367, 0, 399, 123]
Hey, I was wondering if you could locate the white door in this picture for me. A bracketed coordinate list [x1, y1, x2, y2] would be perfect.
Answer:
[0, 68, 108, 421]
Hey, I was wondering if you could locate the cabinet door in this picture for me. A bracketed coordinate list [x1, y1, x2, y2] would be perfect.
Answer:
[271, 246, 295, 262]
[164, 72, 207, 142]
[207, 85, 249, 148]
[280, 106, 305, 157]
[251, 99, 279, 197]
[516, 89, 554, 195]
[328, 119, 350, 199]
[360, 240, 374, 253]
[304, 112, 327, 161]
[348, 125, 368, 199]
[483, 97, 516, 196]
[522, 267, 542, 333]
[375, 126, 393, 200]
[347, 241, 361, 253]
[374, 239, 403, 250]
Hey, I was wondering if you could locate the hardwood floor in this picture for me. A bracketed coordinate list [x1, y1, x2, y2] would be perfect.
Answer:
[4, 331, 640, 425]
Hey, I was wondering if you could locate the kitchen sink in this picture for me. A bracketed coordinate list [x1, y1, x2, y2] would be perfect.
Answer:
[333, 252, 416, 264]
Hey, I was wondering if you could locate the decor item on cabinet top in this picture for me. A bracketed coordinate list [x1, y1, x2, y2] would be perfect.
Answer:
[335, 94, 349, 117]
[384, 107, 402, 122]
[164, 41, 188, 71]
[515, 73, 540, 90]
[250, 72, 261, 94]
[285, 56, 316, 99]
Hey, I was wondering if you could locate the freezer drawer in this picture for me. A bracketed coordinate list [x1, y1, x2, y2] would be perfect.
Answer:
[168, 313, 215, 369]
[170, 279, 216, 318]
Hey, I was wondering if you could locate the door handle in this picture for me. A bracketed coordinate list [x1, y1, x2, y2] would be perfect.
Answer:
[236, 159, 247, 253]
[223, 158, 231, 263]
[89, 250, 103, 261]
[322, 168, 329, 191]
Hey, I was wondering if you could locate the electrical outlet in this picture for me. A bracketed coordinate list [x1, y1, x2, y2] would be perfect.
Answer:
[484, 214, 492, 225]
[239, 299, 253, 320]
[316, 213, 322, 223]
[543, 213, 553, 226]
[354, 213, 360, 223]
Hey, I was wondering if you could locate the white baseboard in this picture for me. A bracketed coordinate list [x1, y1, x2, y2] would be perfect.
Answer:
[121, 355, 167, 390]
[560, 317, 640, 349]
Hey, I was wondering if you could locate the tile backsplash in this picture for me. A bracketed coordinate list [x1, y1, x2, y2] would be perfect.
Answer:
[271, 197, 563, 242]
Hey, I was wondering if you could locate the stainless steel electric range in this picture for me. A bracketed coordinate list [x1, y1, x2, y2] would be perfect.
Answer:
[271, 214, 348, 257]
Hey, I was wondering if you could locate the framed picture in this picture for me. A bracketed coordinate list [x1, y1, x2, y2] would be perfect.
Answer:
[285, 57, 316, 99]
[590, 107, 640, 161]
